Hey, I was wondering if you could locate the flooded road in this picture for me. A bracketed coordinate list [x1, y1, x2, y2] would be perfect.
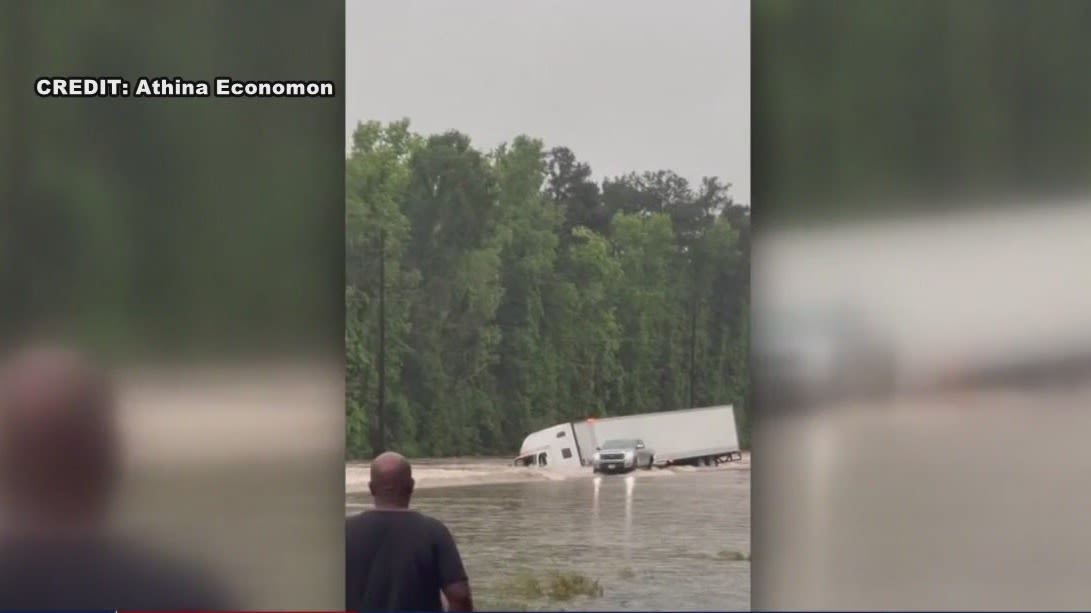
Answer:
[347, 461, 749, 611]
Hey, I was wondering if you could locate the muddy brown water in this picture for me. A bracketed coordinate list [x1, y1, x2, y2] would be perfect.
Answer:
[347, 465, 750, 611]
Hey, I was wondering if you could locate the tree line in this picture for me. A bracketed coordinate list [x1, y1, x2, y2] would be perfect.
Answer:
[346, 120, 750, 459]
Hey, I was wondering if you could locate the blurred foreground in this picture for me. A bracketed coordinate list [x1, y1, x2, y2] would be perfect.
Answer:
[754, 204, 1091, 400]
[114, 362, 344, 609]
[0, 0, 342, 607]
[754, 2, 1091, 607]
[759, 384, 1091, 609]
[754, 205, 1091, 609]
[0, 355, 343, 610]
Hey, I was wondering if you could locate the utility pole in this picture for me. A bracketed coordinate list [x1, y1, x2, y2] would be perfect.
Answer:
[375, 228, 387, 454]
[688, 285, 697, 408]
[688, 258, 699, 409]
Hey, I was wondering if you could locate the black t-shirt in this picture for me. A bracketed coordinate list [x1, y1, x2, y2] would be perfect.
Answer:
[0, 535, 233, 610]
[346, 510, 468, 613]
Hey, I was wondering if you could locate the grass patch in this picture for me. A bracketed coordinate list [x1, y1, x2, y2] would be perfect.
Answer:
[496, 574, 546, 601]
[717, 549, 751, 562]
[495, 570, 605, 603]
[476, 598, 530, 612]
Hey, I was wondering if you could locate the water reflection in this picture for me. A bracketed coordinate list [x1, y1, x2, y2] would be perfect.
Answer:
[592, 475, 602, 516]
[624, 475, 635, 543]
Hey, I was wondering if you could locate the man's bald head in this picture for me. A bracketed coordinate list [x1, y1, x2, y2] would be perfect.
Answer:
[368, 451, 414, 508]
[0, 345, 119, 526]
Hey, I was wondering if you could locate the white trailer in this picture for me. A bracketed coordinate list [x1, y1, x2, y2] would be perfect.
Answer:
[513, 405, 742, 471]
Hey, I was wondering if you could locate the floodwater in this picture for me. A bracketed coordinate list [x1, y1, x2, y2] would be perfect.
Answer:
[346, 459, 750, 611]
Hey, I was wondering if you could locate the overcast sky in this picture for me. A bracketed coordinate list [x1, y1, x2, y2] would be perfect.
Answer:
[346, 0, 750, 204]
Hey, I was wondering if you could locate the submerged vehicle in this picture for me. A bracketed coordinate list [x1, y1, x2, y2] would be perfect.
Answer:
[591, 438, 655, 474]
[513, 405, 741, 471]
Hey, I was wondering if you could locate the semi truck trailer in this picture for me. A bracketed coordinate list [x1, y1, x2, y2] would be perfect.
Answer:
[513, 405, 741, 472]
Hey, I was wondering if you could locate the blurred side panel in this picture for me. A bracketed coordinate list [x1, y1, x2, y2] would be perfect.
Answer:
[754, 1, 1091, 609]
[0, 0, 344, 609]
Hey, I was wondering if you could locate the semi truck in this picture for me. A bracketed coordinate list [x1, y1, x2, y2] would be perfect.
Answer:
[512, 405, 742, 471]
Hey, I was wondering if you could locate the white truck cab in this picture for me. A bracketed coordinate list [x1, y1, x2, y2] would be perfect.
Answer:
[512, 423, 586, 470]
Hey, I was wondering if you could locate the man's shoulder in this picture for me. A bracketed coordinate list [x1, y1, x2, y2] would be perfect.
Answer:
[348, 510, 450, 533]
[412, 511, 446, 525]
[400, 510, 452, 534]
[349, 509, 440, 521]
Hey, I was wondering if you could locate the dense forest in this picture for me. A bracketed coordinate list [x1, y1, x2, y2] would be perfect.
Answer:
[345, 120, 750, 459]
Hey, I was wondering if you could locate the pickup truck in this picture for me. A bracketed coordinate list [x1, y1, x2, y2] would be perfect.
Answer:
[591, 438, 655, 474]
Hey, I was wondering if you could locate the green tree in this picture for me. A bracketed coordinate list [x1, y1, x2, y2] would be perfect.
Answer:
[491, 137, 565, 441]
[345, 120, 750, 458]
[345, 120, 421, 458]
[401, 131, 505, 456]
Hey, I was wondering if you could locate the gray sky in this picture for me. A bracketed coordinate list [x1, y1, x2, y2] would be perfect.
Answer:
[346, 0, 750, 204]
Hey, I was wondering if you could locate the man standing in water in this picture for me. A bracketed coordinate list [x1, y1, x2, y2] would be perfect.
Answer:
[346, 452, 473, 612]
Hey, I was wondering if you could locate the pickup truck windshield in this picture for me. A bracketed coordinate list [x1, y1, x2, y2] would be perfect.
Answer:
[601, 439, 638, 449]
